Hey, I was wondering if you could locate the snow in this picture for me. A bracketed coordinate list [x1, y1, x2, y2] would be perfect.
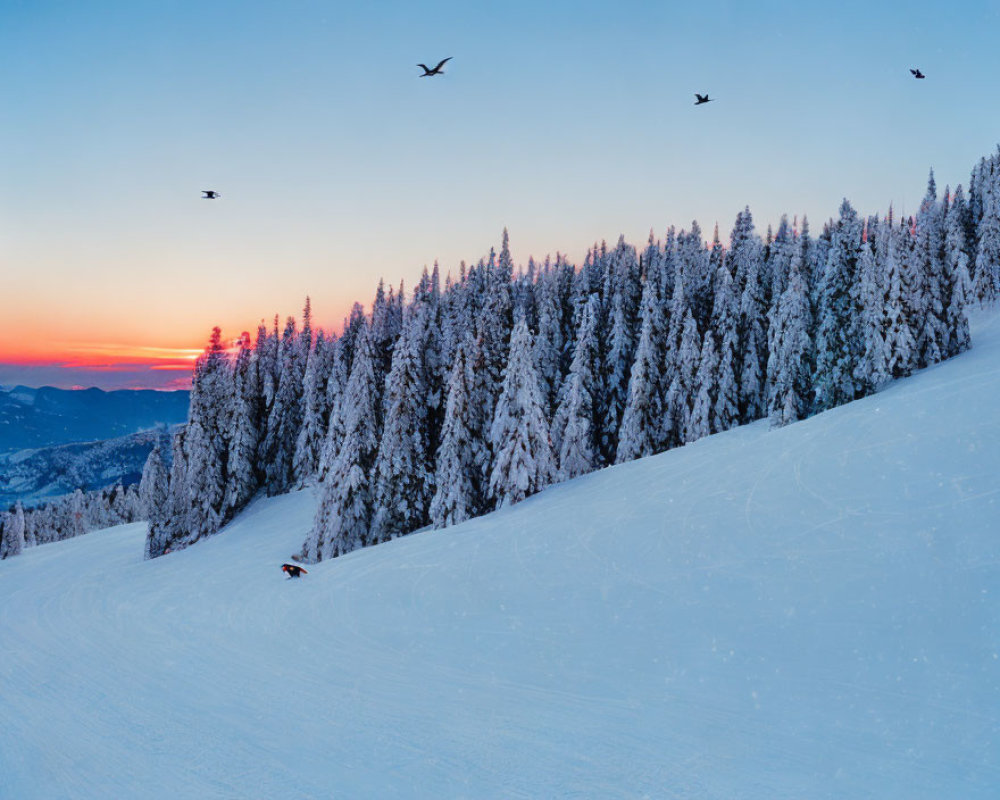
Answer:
[2, 314, 999, 799]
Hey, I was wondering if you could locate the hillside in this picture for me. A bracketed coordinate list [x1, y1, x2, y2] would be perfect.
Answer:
[0, 426, 178, 509]
[0, 385, 189, 455]
[0, 312, 997, 799]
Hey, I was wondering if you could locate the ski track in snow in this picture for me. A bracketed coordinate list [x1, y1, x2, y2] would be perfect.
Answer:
[1, 312, 999, 798]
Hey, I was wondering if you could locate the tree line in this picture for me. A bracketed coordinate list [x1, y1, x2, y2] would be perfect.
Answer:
[113, 149, 1000, 561]
[1, 483, 144, 559]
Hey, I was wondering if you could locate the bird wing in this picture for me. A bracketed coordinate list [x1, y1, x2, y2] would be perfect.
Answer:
[434, 57, 453, 71]
[417, 64, 430, 71]
[910, 69, 918, 75]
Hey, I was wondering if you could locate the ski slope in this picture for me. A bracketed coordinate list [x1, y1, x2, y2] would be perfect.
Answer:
[2, 315, 999, 799]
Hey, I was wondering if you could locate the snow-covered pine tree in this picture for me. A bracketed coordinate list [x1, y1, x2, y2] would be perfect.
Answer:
[317, 332, 351, 482]
[370, 303, 434, 544]
[731, 208, 767, 422]
[370, 279, 399, 403]
[430, 338, 485, 528]
[973, 157, 1000, 304]
[767, 215, 795, 303]
[616, 263, 668, 462]
[881, 218, 916, 379]
[533, 268, 565, 417]
[854, 234, 890, 395]
[153, 430, 188, 556]
[678, 222, 712, 331]
[225, 331, 261, 515]
[814, 199, 864, 411]
[687, 330, 718, 442]
[0, 502, 26, 559]
[660, 264, 691, 449]
[555, 296, 601, 480]
[23, 509, 37, 548]
[675, 310, 702, 441]
[67, 489, 86, 540]
[183, 327, 231, 545]
[264, 316, 306, 495]
[293, 329, 334, 487]
[482, 231, 515, 403]
[602, 237, 641, 462]
[710, 251, 740, 433]
[140, 443, 169, 560]
[913, 171, 948, 367]
[944, 185, 973, 355]
[896, 215, 924, 376]
[766, 230, 815, 427]
[254, 315, 281, 474]
[514, 256, 538, 333]
[416, 268, 447, 461]
[552, 295, 601, 467]
[489, 316, 556, 508]
[303, 324, 380, 562]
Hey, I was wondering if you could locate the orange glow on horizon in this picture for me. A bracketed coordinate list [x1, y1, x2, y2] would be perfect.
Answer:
[1, 342, 201, 377]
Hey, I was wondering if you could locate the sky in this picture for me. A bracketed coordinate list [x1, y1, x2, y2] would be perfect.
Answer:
[2, 0, 999, 390]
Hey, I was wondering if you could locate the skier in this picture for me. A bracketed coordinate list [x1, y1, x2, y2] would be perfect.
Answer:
[281, 563, 307, 578]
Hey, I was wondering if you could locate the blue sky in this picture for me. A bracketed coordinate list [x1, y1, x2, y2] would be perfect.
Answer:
[1, 0, 998, 388]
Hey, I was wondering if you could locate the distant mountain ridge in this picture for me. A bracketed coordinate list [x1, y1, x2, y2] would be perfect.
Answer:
[0, 385, 189, 455]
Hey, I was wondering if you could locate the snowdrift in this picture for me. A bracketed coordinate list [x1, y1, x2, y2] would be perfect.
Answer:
[1, 313, 998, 799]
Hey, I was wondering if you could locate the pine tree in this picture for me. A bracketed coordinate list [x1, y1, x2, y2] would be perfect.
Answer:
[155, 430, 188, 555]
[489, 317, 556, 508]
[602, 249, 640, 462]
[944, 185, 973, 355]
[814, 199, 864, 411]
[183, 327, 231, 545]
[616, 269, 667, 462]
[882, 220, 916, 379]
[767, 215, 795, 302]
[552, 296, 600, 469]
[973, 158, 1000, 304]
[293, 329, 332, 486]
[767, 233, 815, 426]
[430, 339, 485, 527]
[855, 236, 890, 394]
[225, 332, 260, 515]
[731, 209, 767, 422]
[1, 502, 26, 559]
[678, 222, 712, 331]
[303, 325, 380, 562]
[140, 443, 170, 560]
[255, 315, 281, 475]
[710, 252, 740, 433]
[265, 316, 306, 495]
[914, 171, 948, 367]
[370, 305, 434, 544]
[481, 231, 515, 403]
[675, 310, 702, 440]
[555, 297, 601, 480]
[897, 217, 924, 375]
[533, 270, 565, 417]
[687, 331, 718, 442]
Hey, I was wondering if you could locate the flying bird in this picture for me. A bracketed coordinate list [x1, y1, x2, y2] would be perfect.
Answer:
[910, 68, 925, 79]
[202, 190, 221, 199]
[418, 57, 452, 77]
[694, 93, 714, 105]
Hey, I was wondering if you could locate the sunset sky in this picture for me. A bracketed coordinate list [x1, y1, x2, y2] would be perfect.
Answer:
[2, 0, 999, 389]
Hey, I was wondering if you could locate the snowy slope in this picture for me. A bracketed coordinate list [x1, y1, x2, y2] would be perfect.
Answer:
[1, 315, 999, 799]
